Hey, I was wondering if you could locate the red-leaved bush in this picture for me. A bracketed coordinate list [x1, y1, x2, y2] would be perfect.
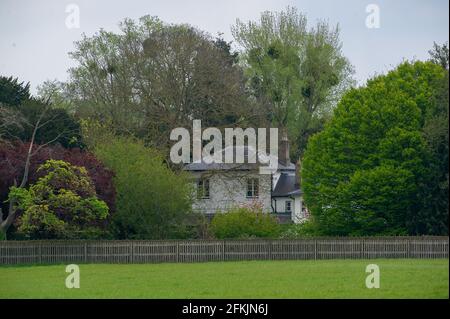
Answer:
[0, 142, 116, 215]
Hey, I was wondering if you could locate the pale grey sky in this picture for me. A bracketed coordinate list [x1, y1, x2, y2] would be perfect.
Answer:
[0, 0, 448, 93]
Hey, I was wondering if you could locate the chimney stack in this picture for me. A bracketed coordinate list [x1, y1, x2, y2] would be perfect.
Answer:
[279, 130, 290, 166]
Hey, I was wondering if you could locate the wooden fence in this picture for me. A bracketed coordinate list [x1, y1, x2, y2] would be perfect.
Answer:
[0, 237, 448, 265]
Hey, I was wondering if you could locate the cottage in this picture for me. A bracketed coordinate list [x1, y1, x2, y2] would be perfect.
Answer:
[183, 136, 309, 223]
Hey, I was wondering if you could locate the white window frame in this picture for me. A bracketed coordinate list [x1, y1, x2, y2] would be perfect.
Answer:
[246, 178, 259, 198]
[285, 200, 292, 213]
[197, 179, 210, 199]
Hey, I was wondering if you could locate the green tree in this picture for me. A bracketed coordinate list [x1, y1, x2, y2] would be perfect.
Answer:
[37, 80, 74, 112]
[14, 99, 83, 148]
[0, 75, 83, 148]
[302, 61, 448, 236]
[0, 104, 24, 142]
[0, 76, 30, 107]
[428, 42, 449, 70]
[0, 76, 28, 142]
[10, 160, 109, 239]
[65, 16, 265, 153]
[232, 6, 354, 158]
[94, 135, 194, 239]
[421, 42, 449, 235]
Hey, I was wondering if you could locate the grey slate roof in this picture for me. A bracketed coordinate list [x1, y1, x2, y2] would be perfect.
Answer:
[272, 173, 302, 197]
[183, 161, 295, 171]
[183, 145, 296, 171]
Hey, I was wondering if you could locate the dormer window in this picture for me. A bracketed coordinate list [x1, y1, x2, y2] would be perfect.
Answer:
[197, 179, 210, 199]
[246, 178, 259, 198]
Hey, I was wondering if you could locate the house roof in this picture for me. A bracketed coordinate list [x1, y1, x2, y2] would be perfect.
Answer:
[184, 161, 295, 171]
[272, 173, 302, 197]
[183, 145, 296, 171]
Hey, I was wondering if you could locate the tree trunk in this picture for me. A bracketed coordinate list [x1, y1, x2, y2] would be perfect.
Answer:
[0, 103, 47, 238]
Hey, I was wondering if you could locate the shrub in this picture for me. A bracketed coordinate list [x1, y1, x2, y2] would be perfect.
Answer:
[94, 136, 194, 239]
[11, 160, 109, 239]
[278, 220, 322, 239]
[0, 142, 116, 216]
[209, 206, 280, 239]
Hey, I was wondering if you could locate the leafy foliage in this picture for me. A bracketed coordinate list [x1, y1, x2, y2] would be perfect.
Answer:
[428, 42, 449, 70]
[232, 6, 354, 158]
[278, 220, 321, 238]
[16, 99, 83, 148]
[0, 142, 116, 219]
[0, 76, 30, 107]
[37, 80, 74, 112]
[209, 206, 280, 239]
[65, 16, 265, 154]
[0, 104, 25, 142]
[0, 75, 83, 148]
[302, 61, 448, 235]
[94, 136, 194, 239]
[10, 160, 109, 239]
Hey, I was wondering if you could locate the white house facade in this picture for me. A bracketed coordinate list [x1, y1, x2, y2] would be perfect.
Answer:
[183, 139, 309, 224]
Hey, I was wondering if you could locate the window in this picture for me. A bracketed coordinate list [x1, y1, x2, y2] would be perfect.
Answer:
[197, 179, 210, 199]
[246, 178, 259, 198]
[285, 200, 292, 213]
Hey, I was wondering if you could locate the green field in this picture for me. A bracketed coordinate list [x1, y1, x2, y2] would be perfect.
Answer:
[1, 259, 448, 298]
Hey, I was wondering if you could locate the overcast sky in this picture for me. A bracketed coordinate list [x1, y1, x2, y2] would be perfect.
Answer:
[0, 0, 448, 93]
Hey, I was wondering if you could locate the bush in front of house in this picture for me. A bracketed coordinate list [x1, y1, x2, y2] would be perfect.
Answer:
[278, 220, 322, 239]
[10, 160, 109, 239]
[94, 135, 194, 239]
[0, 141, 116, 219]
[209, 206, 280, 239]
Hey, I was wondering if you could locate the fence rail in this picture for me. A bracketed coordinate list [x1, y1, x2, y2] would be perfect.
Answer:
[0, 237, 448, 265]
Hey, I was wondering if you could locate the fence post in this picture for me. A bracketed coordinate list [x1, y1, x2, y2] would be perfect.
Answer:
[222, 240, 226, 261]
[360, 238, 364, 259]
[38, 242, 42, 264]
[314, 239, 317, 260]
[84, 242, 87, 263]
[176, 241, 180, 263]
[130, 241, 134, 263]
[407, 238, 411, 258]
[268, 240, 272, 260]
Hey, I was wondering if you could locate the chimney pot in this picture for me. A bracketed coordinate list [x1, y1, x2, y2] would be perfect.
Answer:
[279, 131, 290, 166]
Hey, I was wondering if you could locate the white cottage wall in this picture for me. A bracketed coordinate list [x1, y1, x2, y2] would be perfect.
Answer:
[191, 171, 272, 215]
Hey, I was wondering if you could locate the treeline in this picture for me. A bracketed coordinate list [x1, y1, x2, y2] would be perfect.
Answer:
[0, 7, 448, 240]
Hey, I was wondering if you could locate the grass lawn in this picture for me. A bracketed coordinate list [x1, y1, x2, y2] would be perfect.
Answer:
[1, 259, 448, 299]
